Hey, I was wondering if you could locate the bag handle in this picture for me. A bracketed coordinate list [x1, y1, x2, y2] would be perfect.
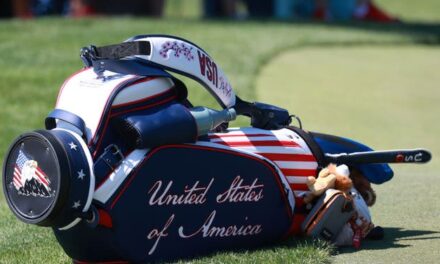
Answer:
[45, 109, 87, 138]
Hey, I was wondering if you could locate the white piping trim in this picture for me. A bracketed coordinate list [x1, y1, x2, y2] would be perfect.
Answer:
[274, 161, 318, 170]
[58, 218, 81, 231]
[112, 78, 174, 106]
[225, 146, 307, 154]
[286, 176, 309, 184]
[56, 128, 96, 231]
[62, 129, 96, 213]
[94, 149, 149, 204]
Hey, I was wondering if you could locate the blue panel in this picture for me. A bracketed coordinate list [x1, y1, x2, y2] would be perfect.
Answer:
[53, 145, 294, 263]
[110, 145, 293, 262]
[311, 132, 393, 184]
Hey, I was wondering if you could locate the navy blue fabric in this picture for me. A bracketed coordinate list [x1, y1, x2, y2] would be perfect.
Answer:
[49, 129, 93, 227]
[116, 103, 197, 149]
[54, 224, 122, 262]
[108, 145, 293, 262]
[52, 145, 293, 262]
[93, 145, 123, 183]
[45, 109, 87, 137]
[311, 132, 394, 184]
[89, 77, 176, 160]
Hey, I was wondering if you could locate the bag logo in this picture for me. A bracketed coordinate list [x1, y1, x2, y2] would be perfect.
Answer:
[159, 41, 195, 61]
[12, 150, 54, 198]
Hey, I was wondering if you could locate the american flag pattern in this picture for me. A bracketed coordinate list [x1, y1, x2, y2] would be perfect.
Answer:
[13, 149, 51, 192]
[209, 128, 318, 234]
[209, 128, 318, 197]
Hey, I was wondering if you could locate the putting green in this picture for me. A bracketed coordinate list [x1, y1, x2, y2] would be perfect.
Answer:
[256, 46, 440, 263]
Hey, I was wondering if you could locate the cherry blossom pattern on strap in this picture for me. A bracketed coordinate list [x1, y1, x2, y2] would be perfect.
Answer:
[159, 41, 195, 61]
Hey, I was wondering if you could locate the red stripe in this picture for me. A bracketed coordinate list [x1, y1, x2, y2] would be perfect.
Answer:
[111, 82, 174, 109]
[289, 184, 310, 191]
[14, 166, 21, 176]
[257, 153, 316, 162]
[281, 169, 316, 176]
[109, 94, 177, 117]
[208, 133, 274, 138]
[13, 178, 22, 187]
[289, 197, 308, 235]
[14, 167, 22, 185]
[126, 76, 156, 86]
[290, 213, 307, 236]
[13, 173, 21, 183]
[295, 197, 305, 207]
[215, 140, 299, 147]
[35, 168, 49, 186]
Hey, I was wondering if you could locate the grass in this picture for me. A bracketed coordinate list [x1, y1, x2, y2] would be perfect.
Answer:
[0, 1, 439, 263]
[257, 46, 440, 263]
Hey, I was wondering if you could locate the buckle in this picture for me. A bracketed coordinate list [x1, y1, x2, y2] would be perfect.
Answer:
[102, 144, 124, 170]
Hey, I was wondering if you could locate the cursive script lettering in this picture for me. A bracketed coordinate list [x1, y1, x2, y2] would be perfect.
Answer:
[148, 179, 214, 206]
[178, 210, 262, 239]
[216, 176, 264, 203]
[147, 214, 175, 255]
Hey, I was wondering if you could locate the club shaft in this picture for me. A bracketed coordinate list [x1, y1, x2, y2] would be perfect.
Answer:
[324, 149, 431, 164]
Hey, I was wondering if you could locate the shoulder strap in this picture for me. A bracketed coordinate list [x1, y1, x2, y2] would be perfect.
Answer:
[81, 35, 236, 109]
[288, 126, 326, 172]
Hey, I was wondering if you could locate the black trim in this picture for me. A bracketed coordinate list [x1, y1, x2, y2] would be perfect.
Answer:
[95, 41, 151, 59]
[170, 77, 189, 103]
[287, 126, 326, 174]
[2, 131, 71, 226]
[91, 59, 172, 79]
[126, 34, 211, 56]
[35, 130, 72, 226]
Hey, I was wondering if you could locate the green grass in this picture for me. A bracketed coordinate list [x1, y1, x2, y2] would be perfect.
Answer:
[375, 0, 440, 22]
[0, 2, 439, 263]
[258, 46, 440, 263]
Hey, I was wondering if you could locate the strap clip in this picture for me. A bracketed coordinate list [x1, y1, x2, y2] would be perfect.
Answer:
[94, 144, 124, 182]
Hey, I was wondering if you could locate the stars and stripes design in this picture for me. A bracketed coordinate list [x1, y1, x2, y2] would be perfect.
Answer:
[209, 128, 318, 207]
[13, 149, 51, 192]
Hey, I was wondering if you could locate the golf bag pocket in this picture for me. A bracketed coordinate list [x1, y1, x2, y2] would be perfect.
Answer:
[112, 103, 198, 149]
[301, 189, 354, 242]
[54, 144, 295, 263]
[54, 68, 178, 159]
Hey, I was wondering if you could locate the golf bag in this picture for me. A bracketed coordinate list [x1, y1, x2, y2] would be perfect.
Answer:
[2, 35, 431, 263]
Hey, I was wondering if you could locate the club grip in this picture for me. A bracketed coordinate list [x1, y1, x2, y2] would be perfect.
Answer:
[325, 149, 432, 164]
